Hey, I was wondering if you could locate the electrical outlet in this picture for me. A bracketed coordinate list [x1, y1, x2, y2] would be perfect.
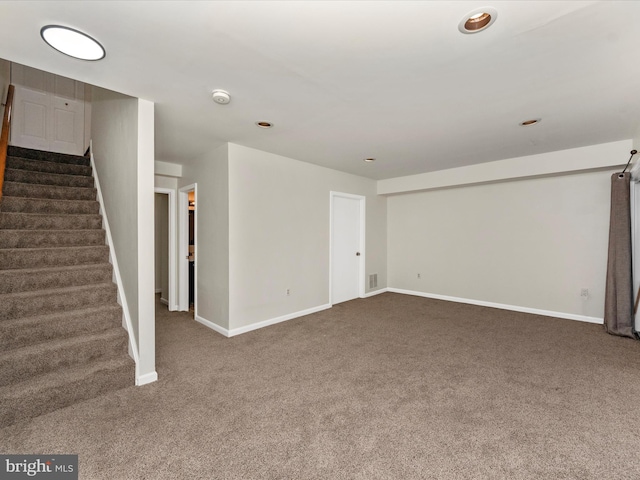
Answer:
[417, 273, 421, 279]
[286, 288, 290, 296]
[580, 288, 589, 297]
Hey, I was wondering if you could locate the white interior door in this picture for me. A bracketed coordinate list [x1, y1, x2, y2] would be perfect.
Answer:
[51, 74, 85, 155]
[11, 64, 85, 155]
[331, 193, 365, 304]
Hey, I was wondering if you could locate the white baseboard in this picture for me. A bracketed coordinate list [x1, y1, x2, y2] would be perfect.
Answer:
[230, 304, 332, 336]
[387, 288, 603, 324]
[195, 314, 230, 337]
[195, 303, 333, 338]
[136, 371, 158, 386]
[160, 297, 169, 306]
[363, 288, 389, 298]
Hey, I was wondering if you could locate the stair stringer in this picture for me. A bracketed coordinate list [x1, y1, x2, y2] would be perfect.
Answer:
[90, 148, 154, 386]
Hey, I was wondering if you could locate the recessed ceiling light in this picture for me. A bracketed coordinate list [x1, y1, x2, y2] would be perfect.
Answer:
[40, 25, 105, 61]
[363, 158, 376, 163]
[520, 118, 541, 126]
[255, 121, 273, 128]
[458, 7, 498, 34]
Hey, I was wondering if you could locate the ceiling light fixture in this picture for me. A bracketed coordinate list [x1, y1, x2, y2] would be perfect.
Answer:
[255, 121, 273, 128]
[40, 25, 105, 60]
[363, 158, 376, 163]
[458, 7, 498, 34]
[520, 118, 541, 126]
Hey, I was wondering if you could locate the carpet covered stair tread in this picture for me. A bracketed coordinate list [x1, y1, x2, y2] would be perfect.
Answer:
[0, 244, 109, 269]
[6, 156, 92, 176]
[0, 282, 118, 320]
[4, 168, 94, 188]
[0, 196, 100, 214]
[0, 327, 129, 388]
[0, 263, 113, 293]
[7, 145, 90, 166]
[0, 356, 133, 427]
[1, 181, 97, 201]
[0, 304, 123, 352]
[0, 228, 105, 249]
[0, 211, 102, 230]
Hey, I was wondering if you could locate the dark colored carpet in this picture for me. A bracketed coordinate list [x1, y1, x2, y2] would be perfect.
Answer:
[0, 146, 133, 426]
[1, 292, 639, 479]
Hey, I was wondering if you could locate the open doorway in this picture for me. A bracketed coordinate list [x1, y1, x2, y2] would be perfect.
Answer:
[179, 184, 197, 315]
[154, 187, 177, 311]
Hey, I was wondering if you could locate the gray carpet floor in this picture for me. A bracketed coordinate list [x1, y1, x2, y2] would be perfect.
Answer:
[1, 292, 639, 479]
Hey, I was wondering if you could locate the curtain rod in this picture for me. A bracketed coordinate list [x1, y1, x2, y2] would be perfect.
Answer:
[619, 149, 637, 178]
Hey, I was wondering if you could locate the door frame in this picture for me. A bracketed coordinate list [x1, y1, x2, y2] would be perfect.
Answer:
[329, 191, 366, 305]
[178, 184, 197, 313]
[631, 179, 639, 331]
[154, 187, 177, 311]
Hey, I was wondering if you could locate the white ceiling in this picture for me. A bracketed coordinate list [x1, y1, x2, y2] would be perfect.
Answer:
[0, 1, 638, 180]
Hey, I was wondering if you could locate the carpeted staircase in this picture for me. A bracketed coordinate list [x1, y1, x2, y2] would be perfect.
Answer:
[0, 145, 134, 427]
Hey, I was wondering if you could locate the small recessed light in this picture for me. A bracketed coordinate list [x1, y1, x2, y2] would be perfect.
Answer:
[255, 121, 273, 128]
[458, 7, 498, 34]
[40, 25, 105, 61]
[520, 118, 541, 126]
[363, 158, 376, 163]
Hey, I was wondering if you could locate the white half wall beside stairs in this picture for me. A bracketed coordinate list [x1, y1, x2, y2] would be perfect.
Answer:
[90, 86, 156, 385]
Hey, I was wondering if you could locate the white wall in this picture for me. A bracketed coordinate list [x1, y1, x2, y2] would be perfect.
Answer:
[155, 161, 182, 177]
[227, 144, 387, 331]
[83, 84, 92, 153]
[179, 144, 230, 329]
[0, 58, 10, 106]
[91, 87, 139, 335]
[387, 166, 618, 322]
[155, 175, 178, 190]
[91, 87, 156, 383]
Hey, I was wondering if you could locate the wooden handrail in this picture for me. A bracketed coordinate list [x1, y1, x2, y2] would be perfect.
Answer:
[0, 84, 15, 204]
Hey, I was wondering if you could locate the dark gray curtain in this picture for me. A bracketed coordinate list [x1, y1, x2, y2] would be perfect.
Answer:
[604, 172, 635, 338]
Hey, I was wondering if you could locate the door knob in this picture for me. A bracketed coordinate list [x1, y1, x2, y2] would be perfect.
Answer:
[356, 252, 361, 256]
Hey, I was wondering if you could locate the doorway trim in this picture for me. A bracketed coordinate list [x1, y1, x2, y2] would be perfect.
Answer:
[154, 187, 177, 311]
[178, 184, 197, 313]
[329, 191, 366, 305]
